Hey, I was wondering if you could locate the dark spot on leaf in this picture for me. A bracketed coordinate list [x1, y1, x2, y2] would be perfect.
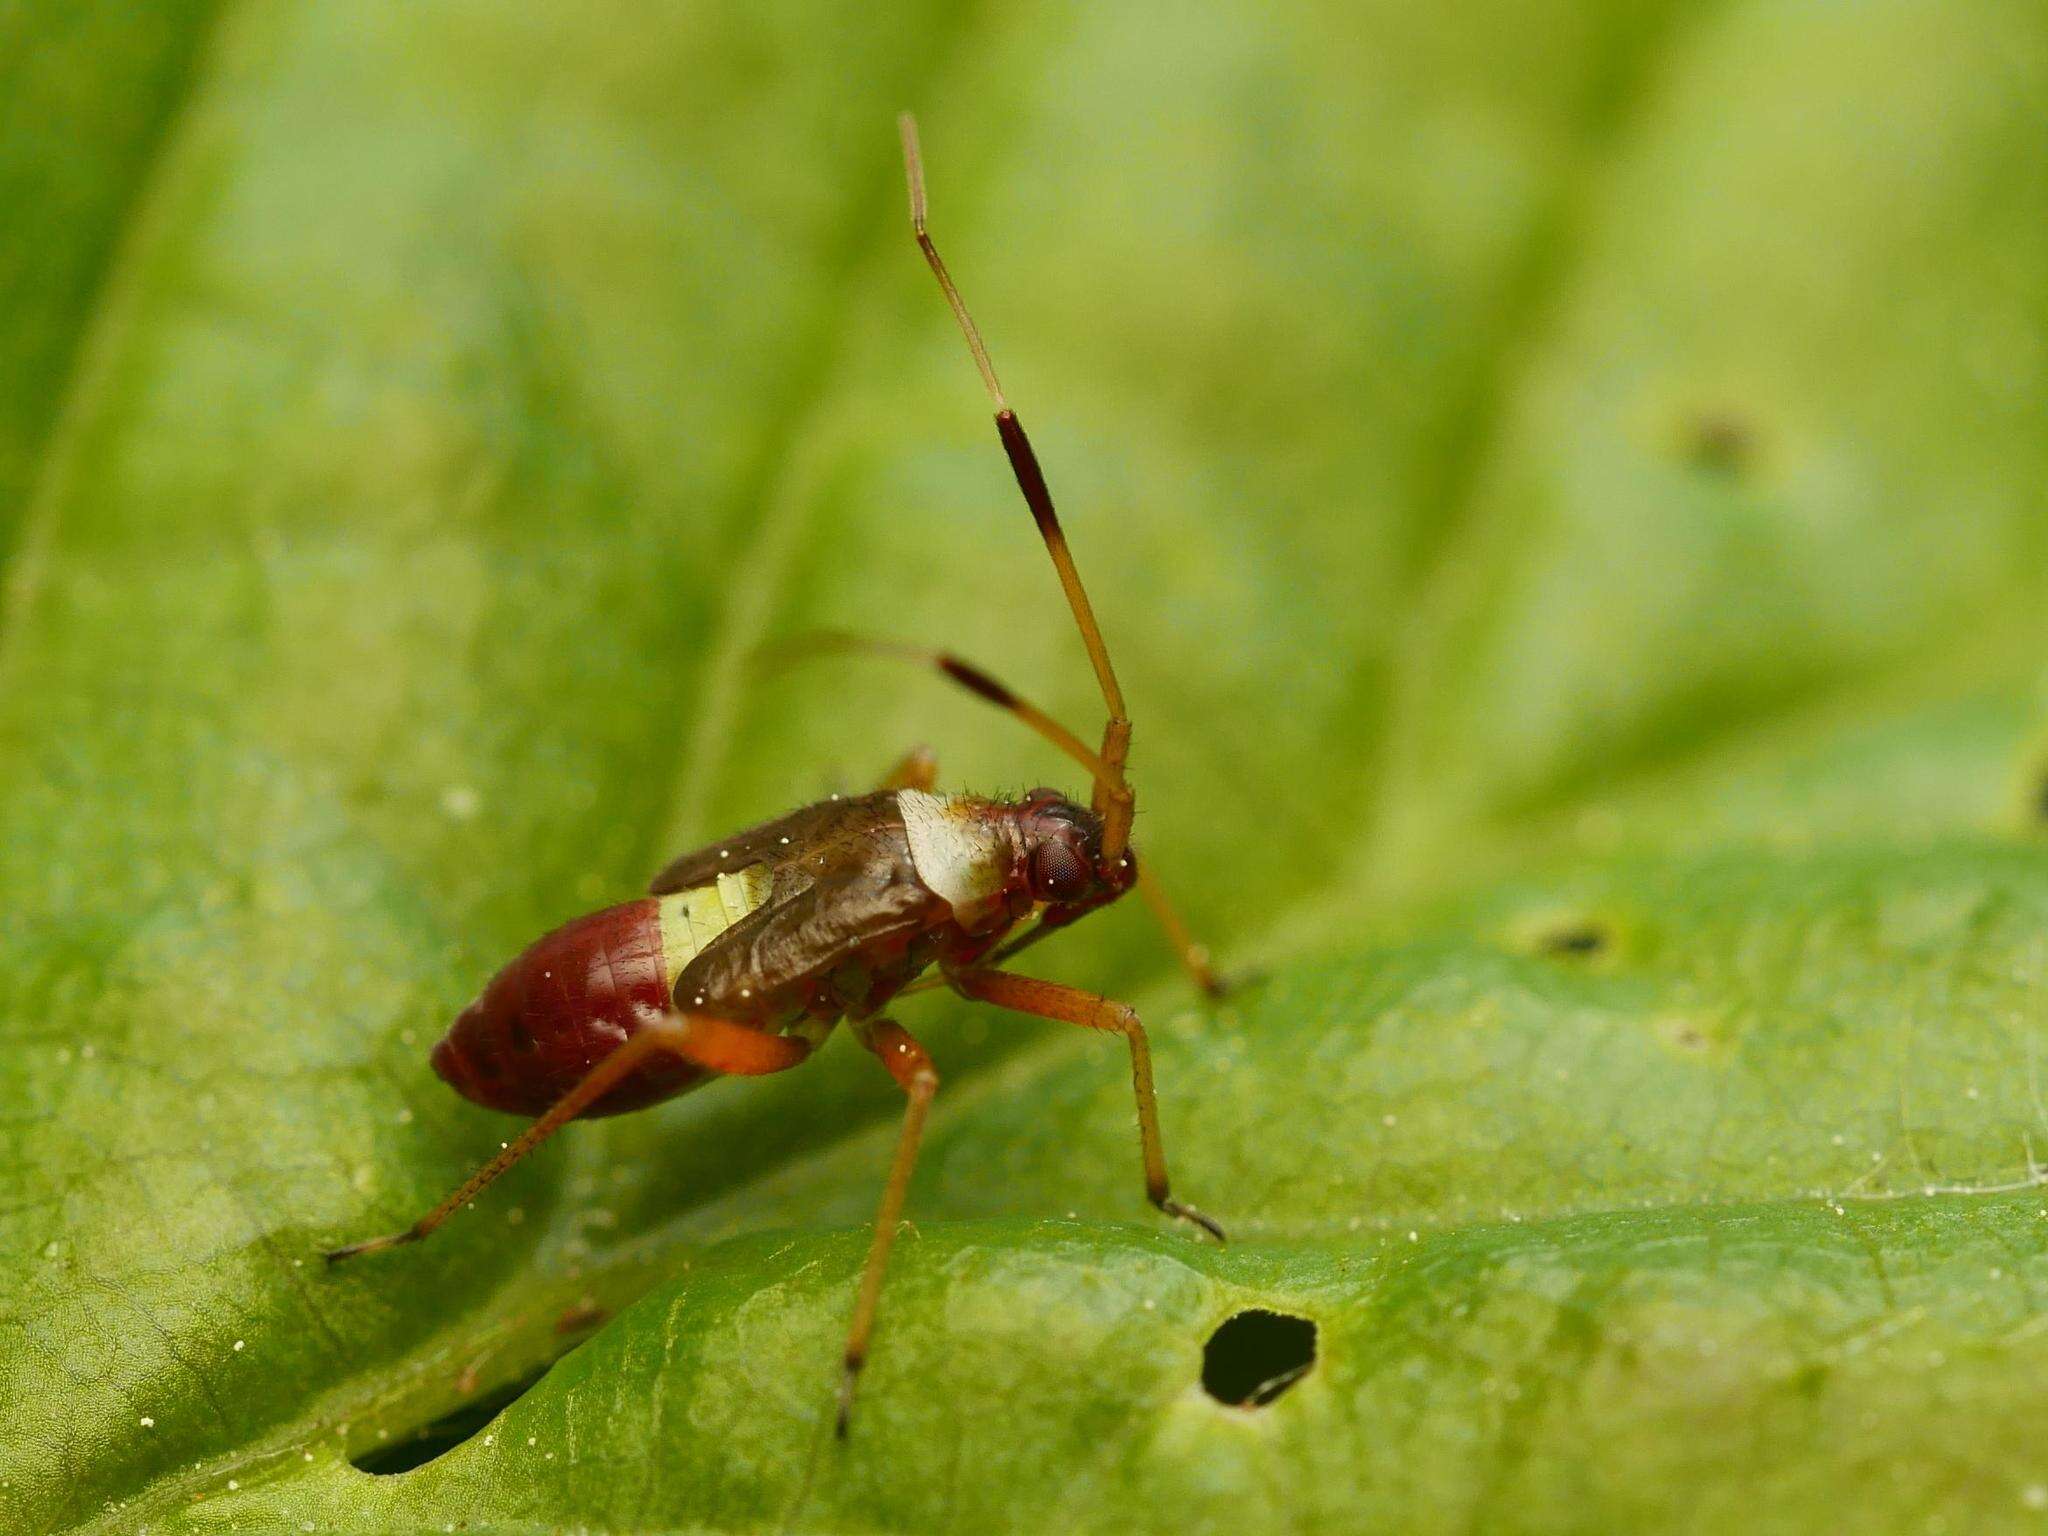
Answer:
[351, 1363, 551, 1476]
[1201, 1309, 1317, 1408]
[1655, 1014, 1716, 1054]
[1684, 409, 1756, 476]
[1535, 918, 1610, 961]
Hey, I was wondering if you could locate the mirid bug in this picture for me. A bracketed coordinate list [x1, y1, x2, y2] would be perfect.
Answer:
[327, 115, 1228, 1434]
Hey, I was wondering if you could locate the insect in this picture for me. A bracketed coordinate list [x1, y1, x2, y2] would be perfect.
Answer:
[327, 114, 1227, 1435]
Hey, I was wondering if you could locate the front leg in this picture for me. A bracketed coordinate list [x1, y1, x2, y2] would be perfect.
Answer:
[945, 968, 1224, 1242]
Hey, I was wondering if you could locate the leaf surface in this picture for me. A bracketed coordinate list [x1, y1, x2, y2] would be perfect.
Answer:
[5, 2, 2047, 1532]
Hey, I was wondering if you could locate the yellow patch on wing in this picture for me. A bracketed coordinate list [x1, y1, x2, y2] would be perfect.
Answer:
[656, 863, 776, 996]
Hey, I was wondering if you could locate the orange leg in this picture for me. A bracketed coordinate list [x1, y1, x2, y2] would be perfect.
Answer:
[875, 745, 939, 792]
[326, 1011, 812, 1263]
[946, 968, 1223, 1241]
[837, 1017, 938, 1436]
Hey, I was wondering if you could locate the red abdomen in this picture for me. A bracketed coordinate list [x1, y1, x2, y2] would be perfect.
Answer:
[431, 900, 704, 1119]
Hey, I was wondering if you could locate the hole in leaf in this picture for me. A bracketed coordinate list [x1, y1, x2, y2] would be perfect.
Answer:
[351, 1363, 551, 1476]
[1201, 1309, 1317, 1408]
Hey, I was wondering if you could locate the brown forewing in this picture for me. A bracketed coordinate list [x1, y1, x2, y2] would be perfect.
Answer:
[648, 790, 900, 896]
[659, 791, 943, 1005]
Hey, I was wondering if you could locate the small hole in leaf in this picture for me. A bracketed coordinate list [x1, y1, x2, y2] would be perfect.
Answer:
[351, 1363, 551, 1476]
[1201, 1309, 1317, 1408]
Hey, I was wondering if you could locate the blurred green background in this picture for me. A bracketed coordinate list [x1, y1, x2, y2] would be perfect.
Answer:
[5, 2, 2048, 1531]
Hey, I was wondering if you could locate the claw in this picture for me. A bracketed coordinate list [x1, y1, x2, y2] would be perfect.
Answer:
[1160, 1197, 1227, 1244]
[835, 1355, 862, 1439]
[323, 1227, 421, 1265]
[1198, 964, 1264, 1001]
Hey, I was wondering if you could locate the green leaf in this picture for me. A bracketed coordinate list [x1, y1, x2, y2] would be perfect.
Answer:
[5, 1, 2047, 1532]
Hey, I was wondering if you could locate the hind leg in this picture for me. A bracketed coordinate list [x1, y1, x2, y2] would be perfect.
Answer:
[326, 1013, 813, 1262]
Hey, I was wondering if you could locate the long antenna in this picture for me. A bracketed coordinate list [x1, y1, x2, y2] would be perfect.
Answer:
[899, 115, 1006, 412]
[763, 630, 1120, 793]
[897, 112, 1136, 861]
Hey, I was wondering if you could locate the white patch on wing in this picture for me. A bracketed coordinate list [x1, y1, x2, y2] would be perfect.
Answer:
[898, 789, 1009, 914]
